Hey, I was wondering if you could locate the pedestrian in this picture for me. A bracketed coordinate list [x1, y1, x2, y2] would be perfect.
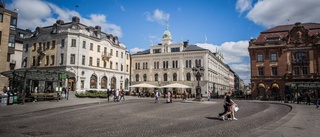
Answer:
[107, 89, 111, 101]
[119, 89, 125, 101]
[167, 90, 172, 103]
[218, 92, 231, 120]
[207, 91, 211, 101]
[115, 89, 119, 102]
[221, 92, 238, 121]
[3, 86, 7, 93]
[306, 92, 311, 105]
[155, 90, 160, 103]
[182, 90, 187, 101]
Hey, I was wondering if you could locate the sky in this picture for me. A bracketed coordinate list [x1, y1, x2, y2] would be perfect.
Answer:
[5, 0, 320, 85]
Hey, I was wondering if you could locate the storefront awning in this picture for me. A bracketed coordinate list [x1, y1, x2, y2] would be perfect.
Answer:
[285, 82, 320, 88]
[0, 68, 75, 81]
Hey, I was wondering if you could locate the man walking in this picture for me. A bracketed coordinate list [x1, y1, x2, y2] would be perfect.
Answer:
[119, 89, 125, 101]
[155, 90, 160, 103]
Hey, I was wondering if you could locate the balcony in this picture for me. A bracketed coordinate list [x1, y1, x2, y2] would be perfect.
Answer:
[37, 48, 46, 56]
[102, 52, 112, 61]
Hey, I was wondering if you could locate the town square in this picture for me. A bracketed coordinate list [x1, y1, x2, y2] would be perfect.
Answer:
[1, 0, 320, 137]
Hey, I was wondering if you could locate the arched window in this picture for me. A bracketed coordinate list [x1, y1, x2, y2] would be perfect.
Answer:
[143, 74, 147, 81]
[101, 76, 108, 89]
[173, 73, 177, 81]
[111, 77, 116, 89]
[164, 73, 168, 81]
[125, 78, 129, 90]
[90, 75, 97, 89]
[186, 73, 191, 81]
[136, 74, 139, 82]
[155, 73, 158, 81]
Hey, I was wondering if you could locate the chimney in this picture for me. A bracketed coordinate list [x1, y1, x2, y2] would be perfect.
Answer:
[183, 40, 189, 48]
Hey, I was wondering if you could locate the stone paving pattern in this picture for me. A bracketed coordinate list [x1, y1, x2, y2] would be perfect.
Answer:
[0, 92, 319, 137]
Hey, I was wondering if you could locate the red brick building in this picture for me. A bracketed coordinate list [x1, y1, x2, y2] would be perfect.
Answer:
[248, 22, 320, 99]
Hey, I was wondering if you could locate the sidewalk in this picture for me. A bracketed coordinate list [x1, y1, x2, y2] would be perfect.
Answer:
[0, 92, 135, 117]
[249, 101, 320, 137]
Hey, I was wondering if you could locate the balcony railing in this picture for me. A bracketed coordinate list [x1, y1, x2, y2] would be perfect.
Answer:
[102, 52, 112, 61]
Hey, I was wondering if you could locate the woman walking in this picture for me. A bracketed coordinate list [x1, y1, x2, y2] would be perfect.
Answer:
[221, 92, 238, 121]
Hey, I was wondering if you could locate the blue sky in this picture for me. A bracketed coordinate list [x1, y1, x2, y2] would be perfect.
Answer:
[6, 0, 320, 84]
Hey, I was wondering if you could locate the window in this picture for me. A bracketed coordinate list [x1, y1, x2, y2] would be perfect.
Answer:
[121, 64, 123, 71]
[51, 55, 55, 65]
[154, 62, 156, 69]
[97, 58, 100, 67]
[110, 61, 113, 69]
[143, 74, 147, 81]
[90, 75, 97, 89]
[186, 73, 191, 81]
[185, 60, 188, 68]
[89, 57, 93, 66]
[155, 73, 158, 81]
[153, 49, 161, 53]
[32, 56, 36, 66]
[126, 65, 128, 72]
[116, 51, 118, 57]
[81, 80, 84, 89]
[71, 39, 76, 47]
[110, 49, 113, 56]
[25, 44, 28, 52]
[103, 61, 107, 68]
[8, 34, 15, 48]
[293, 52, 308, 63]
[61, 39, 65, 48]
[166, 61, 168, 68]
[46, 55, 49, 65]
[90, 43, 93, 50]
[171, 47, 180, 52]
[294, 67, 300, 75]
[136, 74, 139, 82]
[176, 61, 178, 68]
[257, 54, 263, 62]
[70, 54, 75, 64]
[42, 43, 46, 51]
[146, 62, 148, 69]
[82, 41, 86, 49]
[157, 62, 159, 69]
[116, 63, 118, 70]
[60, 53, 64, 65]
[271, 67, 278, 76]
[121, 52, 123, 58]
[302, 66, 308, 75]
[104, 47, 107, 53]
[270, 53, 277, 61]
[82, 55, 85, 65]
[52, 40, 56, 49]
[101, 77, 108, 89]
[47, 42, 50, 49]
[23, 57, 27, 68]
[164, 73, 168, 81]
[0, 13, 3, 22]
[33, 43, 36, 51]
[97, 45, 100, 52]
[173, 73, 177, 81]
[172, 61, 175, 68]
[37, 56, 41, 66]
[258, 67, 264, 76]
[189, 60, 192, 68]
[10, 17, 17, 29]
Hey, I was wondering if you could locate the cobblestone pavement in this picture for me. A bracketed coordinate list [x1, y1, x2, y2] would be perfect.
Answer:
[0, 97, 291, 137]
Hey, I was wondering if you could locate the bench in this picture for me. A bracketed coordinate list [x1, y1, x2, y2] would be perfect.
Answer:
[17, 93, 33, 103]
[31, 93, 60, 102]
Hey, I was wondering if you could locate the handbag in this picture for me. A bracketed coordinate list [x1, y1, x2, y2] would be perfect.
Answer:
[233, 104, 239, 112]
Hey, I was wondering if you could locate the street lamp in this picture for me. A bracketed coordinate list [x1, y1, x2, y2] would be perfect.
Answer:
[192, 64, 204, 101]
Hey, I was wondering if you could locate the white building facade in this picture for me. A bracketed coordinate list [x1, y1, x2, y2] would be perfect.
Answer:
[131, 26, 231, 97]
[22, 16, 130, 92]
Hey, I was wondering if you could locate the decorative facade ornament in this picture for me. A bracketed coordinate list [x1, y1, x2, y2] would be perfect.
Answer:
[288, 22, 309, 44]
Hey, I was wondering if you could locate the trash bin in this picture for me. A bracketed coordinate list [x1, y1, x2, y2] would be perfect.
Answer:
[1, 93, 8, 106]
[13, 93, 18, 104]
[7, 92, 13, 105]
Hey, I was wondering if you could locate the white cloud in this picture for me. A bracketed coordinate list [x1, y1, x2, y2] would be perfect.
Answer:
[197, 40, 250, 85]
[243, 0, 320, 27]
[130, 47, 146, 54]
[235, 0, 252, 14]
[145, 9, 170, 25]
[7, 0, 122, 37]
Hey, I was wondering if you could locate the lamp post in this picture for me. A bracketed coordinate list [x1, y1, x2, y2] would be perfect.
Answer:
[192, 64, 204, 101]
